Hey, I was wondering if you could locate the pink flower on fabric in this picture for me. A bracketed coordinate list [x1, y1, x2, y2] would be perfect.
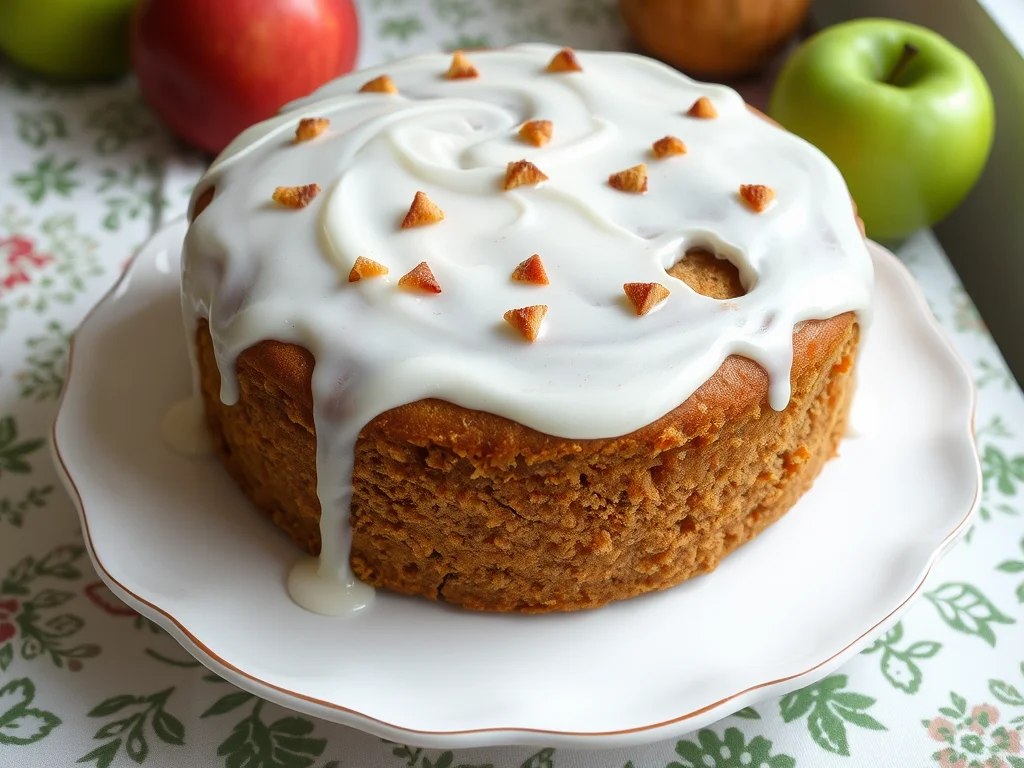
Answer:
[1007, 729, 1022, 754]
[970, 705, 1000, 734]
[984, 757, 1008, 768]
[84, 581, 137, 617]
[929, 717, 957, 742]
[992, 727, 1021, 755]
[936, 748, 968, 768]
[0, 235, 53, 292]
[0, 597, 18, 644]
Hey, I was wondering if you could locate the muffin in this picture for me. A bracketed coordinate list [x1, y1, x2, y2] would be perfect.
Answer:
[182, 44, 872, 613]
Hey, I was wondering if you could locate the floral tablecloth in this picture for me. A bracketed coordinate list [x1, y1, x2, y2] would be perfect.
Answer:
[1, 2, 1023, 767]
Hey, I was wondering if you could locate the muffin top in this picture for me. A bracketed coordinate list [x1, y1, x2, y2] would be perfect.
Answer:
[183, 44, 872, 440]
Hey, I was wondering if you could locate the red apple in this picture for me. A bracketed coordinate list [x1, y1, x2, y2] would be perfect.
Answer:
[131, 0, 358, 154]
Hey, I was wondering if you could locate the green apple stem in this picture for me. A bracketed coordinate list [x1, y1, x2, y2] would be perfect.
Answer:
[885, 43, 920, 86]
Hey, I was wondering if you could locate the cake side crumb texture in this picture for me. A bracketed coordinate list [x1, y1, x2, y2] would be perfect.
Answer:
[197, 252, 859, 612]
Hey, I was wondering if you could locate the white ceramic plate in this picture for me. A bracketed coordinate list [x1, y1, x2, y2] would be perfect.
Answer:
[53, 218, 979, 749]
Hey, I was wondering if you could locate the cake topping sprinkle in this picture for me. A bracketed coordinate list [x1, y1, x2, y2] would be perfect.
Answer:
[504, 305, 548, 341]
[546, 48, 582, 73]
[446, 51, 479, 80]
[740, 184, 776, 213]
[608, 164, 648, 193]
[687, 96, 718, 119]
[511, 254, 549, 285]
[652, 136, 687, 158]
[294, 118, 329, 143]
[398, 262, 442, 293]
[359, 75, 398, 94]
[401, 191, 445, 228]
[348, 256, 389, 282]
[519, 120, 553, 147]
[624, 282, 670, 316]
[271, 184, 320, 208]
[504, 160, 548, 190]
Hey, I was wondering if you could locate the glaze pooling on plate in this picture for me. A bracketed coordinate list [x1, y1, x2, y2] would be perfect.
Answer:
[161, 395, 212, 457]
[180, 44, 874, 614]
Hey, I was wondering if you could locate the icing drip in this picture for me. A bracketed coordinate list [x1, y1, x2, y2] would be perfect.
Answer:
[161, 396, 212, 456]
[287, 557, 374, 616]
[181, 45, 873, 615]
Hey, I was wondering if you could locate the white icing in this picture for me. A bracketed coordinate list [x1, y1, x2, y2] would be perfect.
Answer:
[161, 395, 212, 456]
[287, 557, 374, 616]
[182, 44, 873, 615]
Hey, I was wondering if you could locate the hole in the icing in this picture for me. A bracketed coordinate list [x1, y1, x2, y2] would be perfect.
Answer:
[667, 248, 748, 300]
[191, 186, 215, 223]
[677, 516, 696, 536]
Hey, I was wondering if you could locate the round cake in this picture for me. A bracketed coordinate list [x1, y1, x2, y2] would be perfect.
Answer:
[181, 44, 873, 614]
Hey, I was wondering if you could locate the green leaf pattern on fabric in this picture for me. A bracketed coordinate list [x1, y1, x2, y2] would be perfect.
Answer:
[12, 155, 80, 204]
[668, 727, 795, 768]
[77, 687, 185, 766]
[733, 707, 762, 720]
[997, 538, 1024, 604]
[0, 415, 44, 476]
[0, 543, 99, 672]
[862, 621, 943, 694]
[380, 15, 425, 41]
[0, 677, 61, 746]
[85, 99, 158, 155]
[925, 583, 1016, 647]
[96, 159, 166, 232]
[16, 110, 67, 149]
[778, 675, 886, 757]
[209, 698, 329, 768]
[18, 319, 71, 400]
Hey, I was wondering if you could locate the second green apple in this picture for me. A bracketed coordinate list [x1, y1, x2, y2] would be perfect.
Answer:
[769, 18, 994, 241]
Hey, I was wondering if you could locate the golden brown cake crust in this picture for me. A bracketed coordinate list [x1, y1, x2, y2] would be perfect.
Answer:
[196, 248, 859, 613]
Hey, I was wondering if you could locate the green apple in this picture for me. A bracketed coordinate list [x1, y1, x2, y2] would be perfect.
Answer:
[769, 18, 994, 241]
[0, 0, 137, 81]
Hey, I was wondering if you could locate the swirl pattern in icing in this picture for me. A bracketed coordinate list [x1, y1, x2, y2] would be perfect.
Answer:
[181, 44, 873, 615]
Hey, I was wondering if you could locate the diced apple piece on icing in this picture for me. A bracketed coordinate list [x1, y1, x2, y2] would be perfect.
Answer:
[294, 118, 329, 143]
[446, 51, 479, 80]
[652, 136, 686, 158]
[348, 256, 389, 282]
[739, 184, 776, 213]
[504, 160, 548, 191]
[546, 48, 582, 73]
[519, 120, 553, 148]
[609, 164, 648, 193]
[399, 261, 442, 293]
[504, 305, 548, 341]
[401, 191, 445, 228]
[360, 75, 398, 94]
[686, 96, 717, 119]
[272, 184, 320, 208]
[511, 254, 549, 285]
[624, 282, 670, 315]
